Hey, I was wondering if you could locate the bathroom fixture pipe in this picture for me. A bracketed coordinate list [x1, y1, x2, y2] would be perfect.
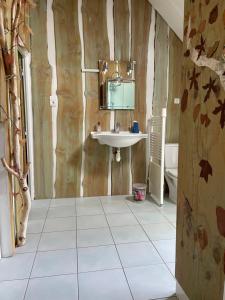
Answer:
[115, 148, 121, 162]
[81, 68, 99, 73]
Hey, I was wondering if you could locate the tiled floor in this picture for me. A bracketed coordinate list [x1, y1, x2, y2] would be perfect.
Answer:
[0, 196, 177, 300]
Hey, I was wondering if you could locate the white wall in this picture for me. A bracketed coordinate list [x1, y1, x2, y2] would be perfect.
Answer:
[148, 0, 184, 40]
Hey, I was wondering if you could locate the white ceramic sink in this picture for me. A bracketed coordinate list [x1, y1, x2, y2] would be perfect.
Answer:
[91, 131, 148, 148]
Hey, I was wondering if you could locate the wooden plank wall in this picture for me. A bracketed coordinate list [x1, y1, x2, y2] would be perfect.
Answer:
[30, 0, 53, 199]
[166, 30, 182, 143]
[131, 0, 151, 183]
[112, 0, 130, 195]
[53, 0, 83, 197]
[30, 0, 183, 198]
[82, 0, 110, 196]
[176, 0, 225, 298]
[152, 13, 169, 116]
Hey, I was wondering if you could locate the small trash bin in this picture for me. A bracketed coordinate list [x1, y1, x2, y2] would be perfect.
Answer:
[132, 183, 147, 201]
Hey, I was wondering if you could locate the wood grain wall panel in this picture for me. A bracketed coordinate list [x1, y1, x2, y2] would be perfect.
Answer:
[166, 29, 182, 143]
[176, 0, 225, 298]
[82, 0, 110, 196]
[131, 0, 151, 184]
[112, 0, 130, 195]
[152, 13, 169, 116]
[30, 0, 53, 199]
[53, 0, 83, 198]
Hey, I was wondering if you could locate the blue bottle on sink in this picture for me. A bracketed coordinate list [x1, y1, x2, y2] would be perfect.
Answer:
[132, 121, 139, 133]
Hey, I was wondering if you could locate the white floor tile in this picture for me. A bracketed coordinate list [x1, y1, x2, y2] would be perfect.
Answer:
[0, 279, 28, 300]
[76, 197, 101, 207]
[51, 198, 76, 207]
[16, 234, 40, 253]
[106, 213, 138, 227]
[111, 225, 148, 244]
[134, 211, 168, 224]
[0, 253, 35, 281]
[167, 262, 175, 276]
[117, 242, 163, 268]
[31, 199, 51, 209]
[31, 249, 77, 277]
[78, 245, 121, 272]
[38, 231, 76, 251]
[159, 297, 177, 300]
[102, 203, 130, 214]
[47, 206, 76, 218]
[125, 264, 176, 300]
[153, 239, 176, 263]
[25, 275, 78, 300]
[77, 215, 108, 229]
[29, 208, 48, 220]
[101, 195, 129, 202]
[79, 269, 132, 300]
[27, 219, 45, 234]
[77, 228, 113, 247]
[127, 200, 157, 213]
[43, 217, 76, 232]
[143, 223, 176, 240]
[163, 211, 177, 223]
[76, 206, 104, 216]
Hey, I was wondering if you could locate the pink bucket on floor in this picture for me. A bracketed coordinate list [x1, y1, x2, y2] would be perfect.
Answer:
[133, 183, 147, 201]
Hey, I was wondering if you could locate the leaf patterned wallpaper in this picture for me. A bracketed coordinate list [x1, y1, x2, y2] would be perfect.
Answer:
[176, 0, 225, 299]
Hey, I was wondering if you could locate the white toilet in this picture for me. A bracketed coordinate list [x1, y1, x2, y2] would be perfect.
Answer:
[164, 143, 179, 203]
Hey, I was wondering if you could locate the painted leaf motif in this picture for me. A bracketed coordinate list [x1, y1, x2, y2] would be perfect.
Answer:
[216, 206, 225, 238]
[184, 50, 190, 57]
[213, 100, 225, 129]
[193, 104, 201, 122]
[209, 5, 218, 24]
[181, 89, 188, 112]
[189, 68, 201, 91]
[195, 35, 206, 60]
[207, 41, 220, 58]
[198, 20, 206, 33]
[197, 227, 208, 250]
[200, 114, 211, 127]
[199, 159, 212, 182]
[202, 77, 218, 102]
[189, 28, 197, 38]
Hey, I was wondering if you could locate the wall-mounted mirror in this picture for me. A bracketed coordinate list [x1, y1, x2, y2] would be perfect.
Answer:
[99, 60, 136, 110]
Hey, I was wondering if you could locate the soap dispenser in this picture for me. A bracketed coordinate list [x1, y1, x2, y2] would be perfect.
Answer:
[132, 121, 139, 133]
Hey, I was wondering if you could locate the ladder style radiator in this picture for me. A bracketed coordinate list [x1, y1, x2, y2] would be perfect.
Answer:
[148, 108, 167, 206]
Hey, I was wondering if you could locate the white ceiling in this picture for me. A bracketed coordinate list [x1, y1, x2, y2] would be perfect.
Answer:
[148, 0, 184, 40]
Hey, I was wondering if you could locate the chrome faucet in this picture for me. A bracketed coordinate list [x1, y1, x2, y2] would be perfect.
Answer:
[114, 122, 120, 133]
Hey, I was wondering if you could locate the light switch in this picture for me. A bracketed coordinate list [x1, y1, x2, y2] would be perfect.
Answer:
[50, 95, 57, 107]
[174, 98, 180, 105]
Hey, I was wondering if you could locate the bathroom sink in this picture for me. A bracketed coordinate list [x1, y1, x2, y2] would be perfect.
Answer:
[91, 131, 148, 148]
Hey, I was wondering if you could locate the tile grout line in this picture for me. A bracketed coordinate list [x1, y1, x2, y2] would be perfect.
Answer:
[23, 199, 52, 300]
[123, 197, 176, 279]
[99, 197, 135, 300]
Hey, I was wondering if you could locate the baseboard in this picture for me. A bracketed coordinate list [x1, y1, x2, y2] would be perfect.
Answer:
[176, 281, 189, 300]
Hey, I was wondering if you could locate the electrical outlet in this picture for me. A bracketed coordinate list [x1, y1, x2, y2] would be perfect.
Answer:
[174, 98, 180, 105]
[50, 95, 57, 107]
